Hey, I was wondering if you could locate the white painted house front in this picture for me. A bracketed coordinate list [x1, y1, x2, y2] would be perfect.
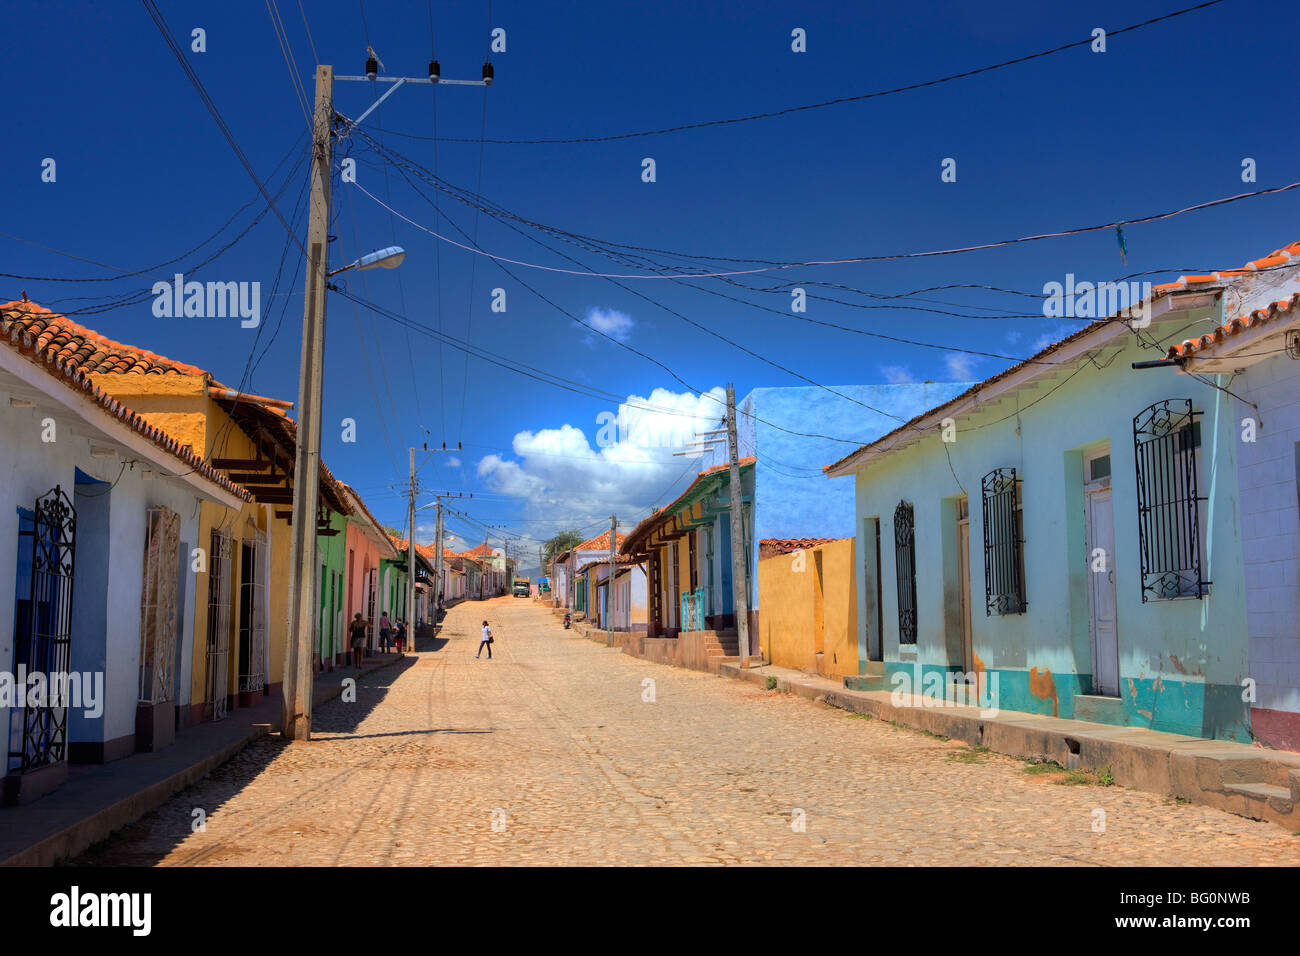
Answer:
[0, 318, 249, 805]
[1167, 261, 1300, 751]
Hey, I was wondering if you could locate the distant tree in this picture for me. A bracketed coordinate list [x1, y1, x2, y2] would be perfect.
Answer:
[383, 524, 403, 538]
[543, 529, 585, 570]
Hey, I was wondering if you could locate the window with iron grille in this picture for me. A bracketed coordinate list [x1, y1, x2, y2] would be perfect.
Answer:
[139, 506, 180, 704]
[1133, 399, 1210, 601]
[981, 468, 1026, 615]
[893, 500, 917, 644]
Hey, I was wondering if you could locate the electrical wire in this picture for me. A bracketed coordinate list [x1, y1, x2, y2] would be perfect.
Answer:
[374, 0, 1228, 145]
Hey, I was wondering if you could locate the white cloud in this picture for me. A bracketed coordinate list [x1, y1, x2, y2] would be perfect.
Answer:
[881, 365, 916, 384]
[584, 307, 635, 344]
[1006, 329, 1022, 346]
[447, 456, 461, 468]
[1029, 324, 1078, 353]
[943, 353, 979, 382]
[476, 386, 727, 525]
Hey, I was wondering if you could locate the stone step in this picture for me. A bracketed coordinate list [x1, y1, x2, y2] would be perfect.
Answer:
[1224, 782, 1293, 810]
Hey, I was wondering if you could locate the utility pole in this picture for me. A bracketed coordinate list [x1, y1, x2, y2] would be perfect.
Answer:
[726, 383, 750, 667]
[283, 64, 333, 741]
[405, 448, 418, 652]
[608, 516, 617, 631]
[433, 501, 443, 615]
[480, 529, 489, 600]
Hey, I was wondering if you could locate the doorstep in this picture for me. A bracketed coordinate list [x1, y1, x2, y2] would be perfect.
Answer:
[0, 653, 410, 867]
[717, 661, 1300, 831]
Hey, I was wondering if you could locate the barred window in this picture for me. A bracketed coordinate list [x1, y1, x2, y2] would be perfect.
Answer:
[981, 468, 1026, 615]
[894, 500, 917, 644]
[1133, 399, 1210, 601]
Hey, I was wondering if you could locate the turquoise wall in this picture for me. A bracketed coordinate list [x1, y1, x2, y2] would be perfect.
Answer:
[843, 308, 1252, 742]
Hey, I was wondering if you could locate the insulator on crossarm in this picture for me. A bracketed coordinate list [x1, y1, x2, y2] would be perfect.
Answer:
[429, 60, 440, 81]
[482, 61, 494, 85]
[366, 57, 378, 79]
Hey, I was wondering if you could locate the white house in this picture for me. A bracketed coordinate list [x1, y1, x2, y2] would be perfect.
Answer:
[0, 310, 249, 805]
[1165, 250, 1300, 751]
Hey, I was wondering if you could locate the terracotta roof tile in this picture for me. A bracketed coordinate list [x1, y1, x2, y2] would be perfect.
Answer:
[0, 301, 218, 380]
[824, 241, 1300, 477]
[0, 300, 250, 501]
[1166, 291, 1300, 360]
[758, 537, 845, 559]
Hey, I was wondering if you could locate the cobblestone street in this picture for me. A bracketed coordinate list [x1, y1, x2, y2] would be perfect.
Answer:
[73, 598, 1300, 866]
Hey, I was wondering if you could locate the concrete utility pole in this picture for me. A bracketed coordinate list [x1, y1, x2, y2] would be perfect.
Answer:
[726, 383, 750, 667]
[608, 516, 617, 631]
[283, 64, 333, 741]
[433, 502, 443, 613]
[405, 447, 417, 648]
[480, 530, 489, 600]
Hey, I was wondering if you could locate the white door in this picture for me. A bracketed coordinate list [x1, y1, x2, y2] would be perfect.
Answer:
[1086, 488, 1119, 696]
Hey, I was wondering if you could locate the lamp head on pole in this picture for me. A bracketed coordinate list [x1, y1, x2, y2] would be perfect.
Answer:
[327, 245, 406, 277]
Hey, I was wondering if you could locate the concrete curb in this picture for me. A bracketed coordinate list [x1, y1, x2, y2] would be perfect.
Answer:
[1, 654, 407, 867]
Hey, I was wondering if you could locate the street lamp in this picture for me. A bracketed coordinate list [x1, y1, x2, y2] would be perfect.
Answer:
[327, 245, 406, 277]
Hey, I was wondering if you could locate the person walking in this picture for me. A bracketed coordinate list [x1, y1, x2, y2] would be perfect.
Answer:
[348, 613, 367, 669]
[476, 620, 494, 659]
[394, 619, 406, 656]
[379, 612, 393, 653]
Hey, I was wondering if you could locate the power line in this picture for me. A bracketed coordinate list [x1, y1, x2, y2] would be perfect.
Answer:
[374, 0, 1228, 145]
[348, 174, 1300, 280]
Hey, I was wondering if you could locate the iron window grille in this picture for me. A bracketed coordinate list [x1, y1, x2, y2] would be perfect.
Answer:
[982, 468, 1027, 615]
[9, 486, 76, 774]
[894, 500, 917, 644]
[238, 533, 268, 692]
[1133, 399, 1210, 601]
[205, 529, 233, 721]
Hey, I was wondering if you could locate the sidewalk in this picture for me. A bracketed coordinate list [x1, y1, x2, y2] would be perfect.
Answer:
[0, 651, 409, 867]
[715, 660, 1300, 831]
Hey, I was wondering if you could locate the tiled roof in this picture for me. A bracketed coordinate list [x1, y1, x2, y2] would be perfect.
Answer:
[0, 301, 218, 379]
[1166, 290, 1300, 360]
[621, 457, 756, 558]
[575, 529, 627, 552]
[0, 300, 250, 501]
[1149, 242, 1300, 298]
[758, 537, 844, 559]
[823, 242, 1300, 477]
[460, 541, 500, 558]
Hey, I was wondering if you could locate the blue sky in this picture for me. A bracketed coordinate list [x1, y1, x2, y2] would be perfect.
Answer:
[3, 0, 1297, 565]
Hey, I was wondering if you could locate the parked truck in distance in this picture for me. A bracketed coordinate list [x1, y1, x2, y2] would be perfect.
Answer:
[513, 577, 531, 598]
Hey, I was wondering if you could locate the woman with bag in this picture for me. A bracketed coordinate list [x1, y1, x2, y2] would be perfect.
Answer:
[476, 620, 494, 660]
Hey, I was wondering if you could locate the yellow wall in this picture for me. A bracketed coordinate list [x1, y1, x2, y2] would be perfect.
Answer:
[88, 372, 284, 711]
[758, 538, 858, 677]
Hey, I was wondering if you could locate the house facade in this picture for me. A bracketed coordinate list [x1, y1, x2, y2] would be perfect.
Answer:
[0, 302, 250, 804]
[341, 484, 399, 660]
[621, 461, 754, 664]
[554, 530, 625, 613]
[825, 245, 1300, 744]
[573, 558, 647, 631]
[1164, 261, 1300, 749]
